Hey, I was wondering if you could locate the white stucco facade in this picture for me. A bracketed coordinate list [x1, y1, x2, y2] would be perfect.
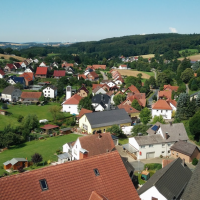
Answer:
[71, 138, 82, 160]
[62, 104, 79, 115]
[43, 87, 57, 98]
[63, 143, 71, 153]
[93, 88, 106, 95]
[115, 80, 123, 85]
[170, 103, 177, 111]
[39, 62, 46, 67]
[0, 74, 4, 79]
[140, 186, 167, 200]
[107, 82, 116, 87]
[1, 94, 12, 101]
[24, 68, 33, 73]
[152, 109, 172, 119]
[118, 65, 127, 69]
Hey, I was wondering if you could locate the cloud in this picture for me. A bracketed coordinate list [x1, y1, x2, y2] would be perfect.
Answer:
[169, 27, 177, 33]
[140, 33, 146, 35]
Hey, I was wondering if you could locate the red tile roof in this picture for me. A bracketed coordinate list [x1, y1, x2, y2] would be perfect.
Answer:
[158, 90, 172, 100]
[152, 99, 172, 110]
[40, 124, 59, 130]
[88, 71, 99, 79]
[89, 191, 105, 200]
[77, 108, 93, 119]
[6, 64, 15, 69]
[164, 84, 179, 92]
[53, 70, 65, 77]
[79, 133, 115, 157]
[0, 151, 140, 200]
[125, 85, 140, 94]
[63, 94, 82, 105]
[166, 98, 177, 107]
[0, 69, 5, 75]
[35, 67, 48, 75]
[118, 104, 140, 114]
[20, 72, 34, 82]
[120, 65, 127, 67]
[92, 84, 103, 90]
[78, 74, 87, 79]
[21, 92, 42, 99]
[92, 65, 106, 70]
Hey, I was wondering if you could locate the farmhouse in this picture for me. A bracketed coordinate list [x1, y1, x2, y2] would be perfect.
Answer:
[118, 104, 140, 119]
[0, 151, 140, 200]
[79, 109, 132, 134]
[87, 71, 99, 81]
[118, 64, 127, 69]
[164, 84, 179, 92]
[92, 94, 111, 111]
[4, 64, 15, 72]
[1, 86, 22, 102]
[19, 72, 34, 86]
[21, 92, 42, 103]
[43, 85, 57, 98]
[92, 64, 106, 70]
[35, 67, 48, 78]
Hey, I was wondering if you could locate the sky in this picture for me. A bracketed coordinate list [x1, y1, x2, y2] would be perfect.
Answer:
[1, 0, 200, 43]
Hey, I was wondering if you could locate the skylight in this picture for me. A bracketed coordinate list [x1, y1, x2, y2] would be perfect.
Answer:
[94, 168, 100, 176]
[39, 179, 48, 191]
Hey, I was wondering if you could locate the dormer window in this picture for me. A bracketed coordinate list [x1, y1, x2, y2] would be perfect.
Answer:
[94, 168, 100, 176]
[39, 179, 48, 191]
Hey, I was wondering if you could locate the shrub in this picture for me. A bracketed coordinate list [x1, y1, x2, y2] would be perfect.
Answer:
[31, 153, 43, 166]
[17, 115, 24, 122]
[192, 158, 198, 166]
[144, 163, 162, 170]
[17, 166, 24, 173]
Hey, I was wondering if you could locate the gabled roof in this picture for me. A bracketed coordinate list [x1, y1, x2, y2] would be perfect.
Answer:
[146, 122, 161, 135]
[77, 86, 89, 94]
[40, 124, 59, 130]
[92, 94, 110, 104]
[158, 90, 172, 99]
[166, 98, 177, 107]
[35, 67, 48, 75]
[92, 84, 103, 90]
[0, 69, 5, 75]
[21, 92, 42, 99]
[84, 109, 132, 128]
[181, 158, 200, 200]
[6, 63, 15, 69]
[119, 64, 127, 67]
[152, 99, 172, 110]
[2, 85, 18, 94]
[88, 71, 99, 79]
[63, 94, 82, 105]
[53, 70, 65, 77]
[138, 158, 192, 200]
[14, 62, 21, 69]
[125, 85, 140, 94]
[20, 72, 34, 82]
[44, 85, 57, 90]
[78, 74, 87, 79]
[118, 104, 140, 114]
[8, 76, 24, 84]
[3, 158, 27, 166]
[78, 133, 115, 157]
[0, 151, 140, 200]
[77, 108, 93, 119]
[92, 86, 105, 94]
[170, 140, 198, 156]
[92, 65, 106, 70]
[164, 84, 179, 92]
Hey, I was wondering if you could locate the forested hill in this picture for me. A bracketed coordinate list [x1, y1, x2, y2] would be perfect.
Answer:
[19, 33, 200, 59]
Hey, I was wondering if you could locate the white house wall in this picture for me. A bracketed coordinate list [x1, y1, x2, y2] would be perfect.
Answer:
[63, 143, 71, 153]
[71, 138, 81, 160]
[43, 87, 57, 98]
[140, 186, 167, 200]
[94, 88, 107, 95]
[152, 109, 172, 119]
[129, 137, 139, 150]
[63, 104, 79, 115]
[1, 94, 12, 101]
[170, 103, 177, 111]
[94, 104, 105, 112]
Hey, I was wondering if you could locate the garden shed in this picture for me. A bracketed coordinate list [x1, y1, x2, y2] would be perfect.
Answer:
[40, 124, 59, 134]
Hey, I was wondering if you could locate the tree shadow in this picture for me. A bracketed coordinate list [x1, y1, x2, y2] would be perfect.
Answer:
[9, 143, 27, 150]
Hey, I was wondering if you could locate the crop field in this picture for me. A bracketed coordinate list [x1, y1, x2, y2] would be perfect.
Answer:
[116, 69, 152, 79]
[140, 54, 155, 59]
[178, 54, 200, 61]
[0, 54, 25, 61]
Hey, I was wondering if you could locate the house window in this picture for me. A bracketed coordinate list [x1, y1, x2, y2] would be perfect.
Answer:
[140, 145, 145, 148]
[39, 179, 48, 191]
[74, 149, 77, 155]
[149, 144, 153, 148]
[103, 129, 105, 132]
[83, 124, 88, 131]
[168, 150, 170, 153]
[161, 110, 163, 113]
[166, 110, 168, 112]
[167, 143, 171, 146]
[162, 151, 165, 153]
[162, 143, 165, 147]
[157, 110, 158, 112]
[94, 168, 100, 176]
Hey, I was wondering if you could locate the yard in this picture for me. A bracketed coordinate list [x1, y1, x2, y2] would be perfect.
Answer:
[0, 133, 81, 176]
[0, 102, 71, 130]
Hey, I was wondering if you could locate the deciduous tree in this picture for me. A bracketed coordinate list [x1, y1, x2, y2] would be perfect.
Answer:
[139, 107, 151, 125]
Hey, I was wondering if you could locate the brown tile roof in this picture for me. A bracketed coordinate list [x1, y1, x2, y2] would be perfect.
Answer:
[152, 99, 172, 110]
[77, 108, 93, 119]
[53, 70, 65, 77]
[40, 124, 59, 130]
[6, 63, 15, 69]
[20, 72, 34, 82]
[118, 104, 140, 114]
[63, 94, 82, 105]
[92, 84, 103, 90]
[125, 85, 140, 94]
[21, 92, 42, 99]
[166, 98, 177, 107]
[77, 86, 89, 94]
[158, 90, 172, 99]
[0, 151, 140, 200]
[78, 74, 87, 79]
[88, 71, 99, 79]
[106, 91, 113, 96]
[92, 65, 106, 70]
[115, 91, 124, 95]
[89, 191, 105, 200]
[164, 84, 179, 92]
[0, 69, 5, 75]
[79, 133, 116, 157]
[92, 85, 104, 94]
[35, 67, 48, 75]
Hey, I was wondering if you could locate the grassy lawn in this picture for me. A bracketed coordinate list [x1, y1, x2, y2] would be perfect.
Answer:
[40, 78, 58, 85]
[47, 53, 61, 57]
[189, 89, 198, 95]
[142, 71, 154, 77]
[135, 170, 156, 185]
[118, 138, 128, 145]
[179, 49, 198, 54]
[0, 102, 71, 130]
[0, 133, 81, 176]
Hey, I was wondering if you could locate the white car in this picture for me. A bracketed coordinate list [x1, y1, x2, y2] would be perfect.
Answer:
[39, 119, 48, 123]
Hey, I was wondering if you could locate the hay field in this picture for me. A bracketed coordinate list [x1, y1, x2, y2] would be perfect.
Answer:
[116, 69, 151, 79]
[0, 54, 25, 61]
[140, 54, 155, 59]
[178, 54, 200, 61]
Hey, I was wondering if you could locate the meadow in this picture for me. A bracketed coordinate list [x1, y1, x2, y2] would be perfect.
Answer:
[0, 54, 25, 61]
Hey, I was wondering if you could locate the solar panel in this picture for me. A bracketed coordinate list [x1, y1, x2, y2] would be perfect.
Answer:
[151, 125, 158, 131]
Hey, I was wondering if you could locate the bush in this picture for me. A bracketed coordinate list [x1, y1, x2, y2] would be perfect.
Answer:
[192, 158, 198, 166]
[17, 115, 24, 122]
[144, 163, 162, 170]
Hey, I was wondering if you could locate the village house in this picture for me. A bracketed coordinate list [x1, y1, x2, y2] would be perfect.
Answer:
[62, 86, 82, 115]
[87, 71, 99, 81]
[92, 64, 106, 70]
[3, 158, 28, 171]
[19, 72, 34, 86]
[4, 64, 15, 72]
[0, 69, 5, 78]
[53, 70, 65, 78]
[1, 86, 22, 102]
[79, 109, 132, 134]
[35, 67, 48, 78]
[158, 90, 172, 100]
[7, 76, 26, 88]
[39, 62, 47, 67]
[13, 62, 21, 69]
[43, 85, 57, 98]
[118, 104, 140, 119]
[170, 140, 200, 163]
[62, 62, 74, 69]
[20, 92, 42, 103]
[124, 85, 140, 94]
[92, 94, 111, 111]
[118, 64, 127, 69]
[127, 122, 188, 159]
[76, 85, 89, 98]
[164, 84, 179, 92]
[24, 66, 34, 73]
[76, 108, 93, 121]
[77, 74, 87, 80]
[92, 85, 106, 95]
[152, 99, 173, 119]
[63, 133, 116, 160]
[0, 151, 140, 200]
[138, 158, 192, 200]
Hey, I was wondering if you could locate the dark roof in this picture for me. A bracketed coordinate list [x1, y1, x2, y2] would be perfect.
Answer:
[92, 94, 110, 104]
[181, 159, 200, 200]
[134, 134, 164, 146]
[14, 62, 21, 69]
[84, 109, 132, 128]
[77, 86, 89, 94]
[2, 85, 17, 94]
[170, 140, 198, 156]
[138, 158, 192, 200]
[8, 76, 24, 84]
[0, 151, 140, 200]
[47, 85, 57, 90]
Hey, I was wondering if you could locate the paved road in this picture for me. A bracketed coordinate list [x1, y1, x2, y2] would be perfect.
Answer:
[147, 89, 159, 108]
[100, 71, 108, 80]
[186, 84, 189, 94]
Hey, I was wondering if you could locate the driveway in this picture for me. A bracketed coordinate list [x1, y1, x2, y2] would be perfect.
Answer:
[100, 71, 108, 80]
[148, 89, 158, 107]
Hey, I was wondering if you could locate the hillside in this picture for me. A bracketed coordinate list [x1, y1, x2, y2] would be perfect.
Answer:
[0, 54, 25, 61]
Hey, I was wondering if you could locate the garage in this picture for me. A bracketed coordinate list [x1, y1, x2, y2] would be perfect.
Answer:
[146, 152, 155, 159]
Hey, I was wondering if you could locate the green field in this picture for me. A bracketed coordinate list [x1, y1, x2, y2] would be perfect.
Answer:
[0, 102, 71, 130]
[118, 138, 128, 145]
[179, 49, 198, 54]
[47, 53, 61, 57]
[0, 133, 81, 175]
[142, 71, 154, 77]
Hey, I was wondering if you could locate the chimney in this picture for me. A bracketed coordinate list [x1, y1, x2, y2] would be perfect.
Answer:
[169, 121, 172, 126]
[182, 158, 185, 167]
[66, 86, 71, 100]
[101, 94, 104, 101]
[165, 132, 168, 139]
